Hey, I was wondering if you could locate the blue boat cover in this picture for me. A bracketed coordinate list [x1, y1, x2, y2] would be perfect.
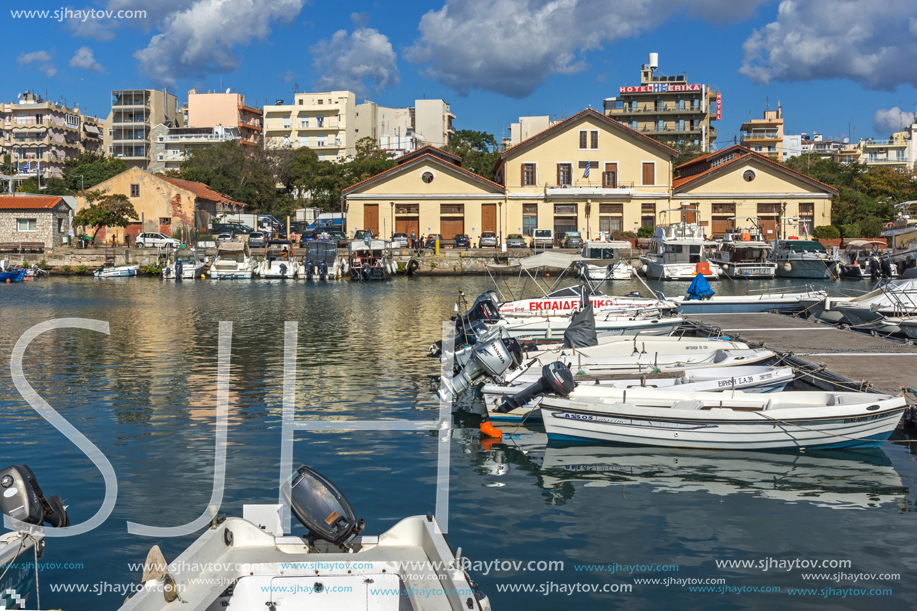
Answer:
[685, 274, 715, 300]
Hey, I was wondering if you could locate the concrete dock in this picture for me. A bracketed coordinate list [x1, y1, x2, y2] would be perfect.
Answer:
[685, 313, 917, 408]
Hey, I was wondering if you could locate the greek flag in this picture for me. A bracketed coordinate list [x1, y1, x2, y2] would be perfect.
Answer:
[584, 162, 590, 178]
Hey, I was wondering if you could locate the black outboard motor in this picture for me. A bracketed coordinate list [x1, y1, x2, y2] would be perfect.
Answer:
[175, 259, 183, 281]
[868, 257, 880, 279]
[163, 266, 171, 278]
[881, 258, 893, 278]
[304, 260, 314, 280]
[283, 466, 363, 547]
[0, 465, 69, 528]
[493, 362, 576, 413]
[318, 260, 328, 280]
[279, 262, 288, 277]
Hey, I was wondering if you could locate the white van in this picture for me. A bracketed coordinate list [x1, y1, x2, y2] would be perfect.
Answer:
[532, 228, 554, 250]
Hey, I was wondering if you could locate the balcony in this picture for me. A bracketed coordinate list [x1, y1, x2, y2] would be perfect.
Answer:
[741, 130, 780, 140]
[163, 133, 237, 143]
[643, 126, 703, 135]
[865, 158, 908, 165]
[861, 138, 906, 147]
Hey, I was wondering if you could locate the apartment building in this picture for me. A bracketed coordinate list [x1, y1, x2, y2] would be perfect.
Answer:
[149, 124, 242, 174]
[505, 116, 556, 148]
[103, 89, 184, 169]
[739, 105, 784, 159]
[262, 91, 356, 160]
[0, 91, 104, 179]
[603, 53, 719, 151]
[185, 89, 262, 147]
[354, 98, 455, 153]
[860, 132, 909, 169]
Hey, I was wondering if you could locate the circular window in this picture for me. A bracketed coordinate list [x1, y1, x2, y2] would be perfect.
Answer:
[743, 170, 756, 182]
[421, 172, 434, 184]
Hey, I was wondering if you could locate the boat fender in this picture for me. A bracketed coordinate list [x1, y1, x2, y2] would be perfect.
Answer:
[824, 297, 831, 311]
[783, 262, 792, 271]
[480, 422, 503, 439]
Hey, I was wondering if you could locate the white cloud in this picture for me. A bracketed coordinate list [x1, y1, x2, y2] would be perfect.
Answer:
[310, 27, 399, 96]
[18, 50, 57, 77]
[70, 46, 105, 72]
[134, 0, 305, 87]
[66, 17, 118, 42]
[406, 0, 768, 98]
[873, 107, 916, 135]
[740, 0, 917, 90]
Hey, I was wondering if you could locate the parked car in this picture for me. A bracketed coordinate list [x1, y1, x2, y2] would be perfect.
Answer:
[561, 231, 583, 249]
[424, 234, 444, 249]
[135, 232, 180, 248]
[354, 229, 374, 241]
[532, 228, 554, 250]
[507, 233, 527, 248]
[454, 234, 471, 248]
[247, 231, 267, 248]
[479, 231, 498, 248]
[216, 233, 233, 244]
[391, 232, 409, 248]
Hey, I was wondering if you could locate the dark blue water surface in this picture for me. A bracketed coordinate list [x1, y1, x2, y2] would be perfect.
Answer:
[1, 275, 916, 610]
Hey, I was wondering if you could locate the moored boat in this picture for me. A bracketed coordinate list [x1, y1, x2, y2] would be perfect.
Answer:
[771, 239, 840, 279]
[708, 224, 776, 279]
[209, 241, 255, 280]
[162, 248, 207, 280]
[94, 264, 139, 278]
[639, 217, 720, 280]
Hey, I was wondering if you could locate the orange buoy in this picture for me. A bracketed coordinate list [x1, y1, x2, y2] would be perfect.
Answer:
[546, 273, 550, 277]
[480, 421, 503, 439]
[480, 437, 497, 452]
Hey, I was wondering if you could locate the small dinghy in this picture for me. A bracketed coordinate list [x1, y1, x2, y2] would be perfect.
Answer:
[118, 466, 489, 611]
[484, 366, 795, 421]
[541, 388, 906, 450]
[668, 274, 826, 314]
[94, 264, 139, 278]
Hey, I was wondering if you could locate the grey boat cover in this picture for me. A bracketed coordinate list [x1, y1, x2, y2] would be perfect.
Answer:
[563, 302, 598, 348]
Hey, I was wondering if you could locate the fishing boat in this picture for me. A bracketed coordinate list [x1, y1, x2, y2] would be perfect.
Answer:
[94, 264, 139, 278]
[541, 388, 906, 450]
[576, 235, 634, 281]
[161, 249, 207, 280]
[484, 366, 795, 421]
[255, 240, 300, 279]
[667, 274, 827, 314]
[770, 239, 840, 279]
[349, 238, 395, 281]
[639, 217, 720, 280]
[117, 466, 489, 611]
[838, 240, 895, 280]
[209, 242, 255, 280]
[0, 264, 27, 283]
[708, 224, 776, 279]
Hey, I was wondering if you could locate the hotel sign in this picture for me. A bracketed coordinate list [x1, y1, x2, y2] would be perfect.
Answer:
[716, 93, 722, 120]
[619, 83, 703, 93]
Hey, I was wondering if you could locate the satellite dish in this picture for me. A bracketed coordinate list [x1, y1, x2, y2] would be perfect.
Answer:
[225, 88, 231, 94]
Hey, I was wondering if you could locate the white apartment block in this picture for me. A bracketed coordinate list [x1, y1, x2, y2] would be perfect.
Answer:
[354, 98, 455, 153]
[262, 91, 356, 160]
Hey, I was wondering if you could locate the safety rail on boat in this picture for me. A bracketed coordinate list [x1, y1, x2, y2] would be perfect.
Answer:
[741, 284, 822, 296]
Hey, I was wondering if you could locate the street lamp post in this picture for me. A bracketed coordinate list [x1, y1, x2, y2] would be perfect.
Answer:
[586, 199, 591, 240]
[390, 201, 394, 240]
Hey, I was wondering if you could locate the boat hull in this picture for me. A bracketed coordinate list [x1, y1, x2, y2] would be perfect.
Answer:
[210, 270, 253, 280]
[94, 265, 139, 278]
[774, 259, 833, 279]
[674, 292, 820, 314]
[542, 398, 905, 450]
[718, 263, 776, 280]
[641, 260, 719, 281]
[498, 317, 682, 341]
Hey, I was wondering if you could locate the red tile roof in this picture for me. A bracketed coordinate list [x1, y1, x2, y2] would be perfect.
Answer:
[0, 195, 66, 210]
[675, 144, 748, 170]
[158, 176, 246, 207]
[672, 150, 839, 194]
[342, 153, 505, 195]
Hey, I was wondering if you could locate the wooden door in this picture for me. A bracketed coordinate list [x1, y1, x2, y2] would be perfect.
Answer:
[711, 218, 734, 237]
[758, 217, 779, 240]
[440, 218, 465, 239]
[396, 217, 419, 237]
[680, 204, 697, 224]
[481, 204, 497, 233]
[364, 204, 379, 236]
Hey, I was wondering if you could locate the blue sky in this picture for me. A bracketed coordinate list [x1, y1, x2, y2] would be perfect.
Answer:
[5, 0, 917, 146]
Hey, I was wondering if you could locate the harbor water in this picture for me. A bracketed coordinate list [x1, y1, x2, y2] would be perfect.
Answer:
[2, 275, 917, 609]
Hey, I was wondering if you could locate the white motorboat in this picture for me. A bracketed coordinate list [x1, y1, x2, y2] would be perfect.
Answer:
[298, 241, 342, 279]
[639, 218, 721, 280]
[832, 278, 917, 326]
[494, 310, 683, 341]
[518, 335, 751, 361]
[577, 237, 634, 281]
[498, 284, 669, 317]
[541, 388, 906, 450]
[117, 466, 489, 611]
[838, 240, 896, 280]
[349, 239, 395, 281]
[771, 239, 841, 279]
[162, 249, 207, 280]
[501, 347, 776, 385]
[708, 225, 776, 279]
[255, 240, 300, 279]
[209, 242, 255, 280]
[484, 366, 796, 421]
[670, 287, 827, 314]
[0, 530, 43, 610]
[94, 264, 139, 278]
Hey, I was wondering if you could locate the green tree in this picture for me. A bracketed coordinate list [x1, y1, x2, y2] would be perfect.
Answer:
[63, 153, 126, 192]
[637, 225, 655, 238]
[73, 191, 138, 241]
[670, 143, 706, 175]
[181, 141, 283, 214]
[444, 130, 501, 179]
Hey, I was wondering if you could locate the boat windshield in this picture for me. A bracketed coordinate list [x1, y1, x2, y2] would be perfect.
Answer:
[784, 241, 826, 253]
[176, 253, 196, 263]
[584, 246, 618, 259]
[547, 284, 603, 298]
[663, 244, 703, 264]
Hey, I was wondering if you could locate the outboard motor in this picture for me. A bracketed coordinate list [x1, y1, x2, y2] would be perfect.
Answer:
[175, 259, 183, 280]
[304, 260, 314, 280]
[881, 258, 893, 278]
[493, 362, 576, 413]
[318, 260, 328, 280]
[0, 465, 69, 528]
[0, 259, 9, 272]
[162, 266, 171, 278]
[868, 257, 880, 279]
[279, 262, 288, 277]
[283, 466, 363, 547]
[438, 328, 523, 402]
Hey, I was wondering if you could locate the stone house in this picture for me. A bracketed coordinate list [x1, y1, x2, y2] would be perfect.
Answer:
[0, 195, 70, 247]
[75, 167, 250, 243]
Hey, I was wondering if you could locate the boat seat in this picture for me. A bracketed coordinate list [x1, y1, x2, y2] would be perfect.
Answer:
[672, 400, 705, 410]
